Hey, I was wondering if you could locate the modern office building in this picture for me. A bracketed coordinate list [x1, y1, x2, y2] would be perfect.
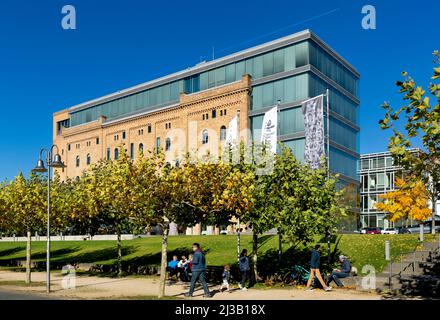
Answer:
[358, 149, 440, 229]
[53, 29, 360, 232]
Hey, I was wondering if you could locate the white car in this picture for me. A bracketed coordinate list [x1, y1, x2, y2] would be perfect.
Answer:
[381, 228, 398, 234]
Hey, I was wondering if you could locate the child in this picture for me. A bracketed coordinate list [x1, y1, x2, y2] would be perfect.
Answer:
[220, 264, 231, 292]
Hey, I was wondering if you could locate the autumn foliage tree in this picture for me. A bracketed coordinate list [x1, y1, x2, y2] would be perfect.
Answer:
[380, 51, 440, 233]
[1, 173, 45, 283]
[375, 178, 432, 225]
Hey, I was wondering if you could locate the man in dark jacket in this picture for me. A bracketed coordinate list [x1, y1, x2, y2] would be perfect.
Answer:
[185, 243, 211, 298]
[326, 255, 352, 287]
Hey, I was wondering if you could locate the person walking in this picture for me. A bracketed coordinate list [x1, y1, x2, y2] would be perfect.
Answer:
[184, 243, 211, 298]
[305, 244, 332, 292]
[220, 264, 231, 292]
[326, 255, 352, 287]
[239, 249, 250, 290]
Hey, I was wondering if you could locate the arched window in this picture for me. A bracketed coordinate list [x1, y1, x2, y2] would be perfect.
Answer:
[75, 156, 80, 167]
[139, 143, 144, 153]
[114, 148, 119, 160]
[220, 126, 227, 141]
[86, 154, 91, 165]
[165, 138, 171, 151]
[202, 129, 209, 145]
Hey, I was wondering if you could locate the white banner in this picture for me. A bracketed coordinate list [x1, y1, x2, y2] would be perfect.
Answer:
[225, 116, 239, 147]
[260, 106, 278, 154]
[301, 95, 325, 169]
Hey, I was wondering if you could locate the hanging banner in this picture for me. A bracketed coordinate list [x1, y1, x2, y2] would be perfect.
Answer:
[225, 116, 239, 147]
[260, 106, 278, 154]
[301, 95, 325, 169]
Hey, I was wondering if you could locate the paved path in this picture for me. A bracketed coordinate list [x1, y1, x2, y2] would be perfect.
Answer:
[0, 287, 51, 300]
[0, 270, 380, 300]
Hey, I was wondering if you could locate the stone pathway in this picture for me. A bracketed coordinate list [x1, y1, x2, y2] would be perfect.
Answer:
[0, 270, 380, 300]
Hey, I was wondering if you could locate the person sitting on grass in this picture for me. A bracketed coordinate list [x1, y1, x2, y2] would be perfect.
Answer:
[326, 255, 352, 287]
[167, 255, 179, 280]
[305, 244, 332, 292]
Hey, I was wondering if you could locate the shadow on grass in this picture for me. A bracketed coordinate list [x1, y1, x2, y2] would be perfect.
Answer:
[0, 247, 24, 258]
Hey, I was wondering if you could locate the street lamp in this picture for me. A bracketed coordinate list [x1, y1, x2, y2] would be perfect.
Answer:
[32, 145, 65, 293]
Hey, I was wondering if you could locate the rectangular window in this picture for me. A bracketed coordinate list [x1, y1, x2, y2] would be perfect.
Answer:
[106, 148, 110, 160]
[215, 67, 226, 86]
[156, 137, 160, 154]
[245, 59, 253, 77]
[148, 125, 151, 133]
[235, 61, 245, 81]
[273, 49, 285, 73]
[361, 159, 369, 170]
[200, 72, 208, 91]
[130, 143, 134, 160]
[262, 52, 274, 77]
[225, 64, 236, 83]
[208, 70, 216, 88]
[295, 41, 309, 67]
[96, 137, 100, 145]
[253, 55, 263, 78]
[122, 131, 126, 140]
[212, 109, 216, 118]
[284, 45, 296, 71]
[68, 144, 71, 151]
[279, 107, 304, 135]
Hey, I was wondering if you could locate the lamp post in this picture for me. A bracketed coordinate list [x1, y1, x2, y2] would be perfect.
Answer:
[32, 145, 65, 293]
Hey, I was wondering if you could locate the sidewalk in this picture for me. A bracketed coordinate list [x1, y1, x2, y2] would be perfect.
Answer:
[0, 270, 380, 300]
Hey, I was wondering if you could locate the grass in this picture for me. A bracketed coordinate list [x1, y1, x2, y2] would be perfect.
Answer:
[0, 234, 435, 274]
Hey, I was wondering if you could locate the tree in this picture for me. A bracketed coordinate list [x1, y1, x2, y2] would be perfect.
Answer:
[375, 178, 432, 224]
[135, 151, 193, 298]
[272, 145, 343, 246]
[82, 147, 138, 275]
[0, 181, 10, 237]
[50, 173, 74, 236]
[380, 51, 440, 234]
[2, 173, 45, 283]
[233, 143, 273, 283]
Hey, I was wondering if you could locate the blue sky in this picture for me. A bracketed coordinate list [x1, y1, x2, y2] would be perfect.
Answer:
[0, 0, 438, 180]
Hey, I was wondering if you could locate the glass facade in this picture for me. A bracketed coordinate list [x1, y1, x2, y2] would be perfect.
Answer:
[66, 32, 359, 185]
[358, 151, 418, 229]
[69, 41, 311, 127]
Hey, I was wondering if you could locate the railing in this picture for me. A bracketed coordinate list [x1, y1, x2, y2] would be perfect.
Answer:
[387, 234, 440, 291]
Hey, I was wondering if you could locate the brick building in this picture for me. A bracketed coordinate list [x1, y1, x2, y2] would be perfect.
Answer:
[53, 29, 361, 233]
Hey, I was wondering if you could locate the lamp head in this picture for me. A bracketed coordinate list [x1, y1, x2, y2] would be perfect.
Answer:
[32, 159, 47, 173]
[51, 153, 65, 168]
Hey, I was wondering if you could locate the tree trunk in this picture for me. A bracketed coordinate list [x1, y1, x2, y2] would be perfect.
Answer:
[25, 230, 31, 284]
[116, 226, 122, 276]
[431, 195, 437, 235]
[278, 231, 282, 263]
[158, 224, 170, 298]
[252, 231, 259, 284]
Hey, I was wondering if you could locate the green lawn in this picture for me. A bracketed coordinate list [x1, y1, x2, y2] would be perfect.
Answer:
[0, 234, 434, 274]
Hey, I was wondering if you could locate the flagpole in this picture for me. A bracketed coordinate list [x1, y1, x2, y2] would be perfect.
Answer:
[276, 100, 282, 263]
[236, 109, 241, 262]
[326, 88, 331, 263]
[326, 88, 330, 179]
